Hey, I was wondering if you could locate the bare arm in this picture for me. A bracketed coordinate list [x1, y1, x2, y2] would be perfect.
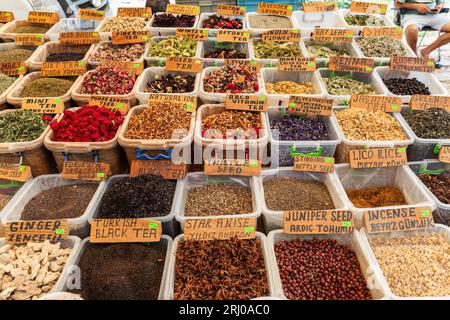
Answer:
[395, 0, 432, 13]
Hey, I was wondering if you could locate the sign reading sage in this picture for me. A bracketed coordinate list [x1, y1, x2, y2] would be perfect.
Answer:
[184, 217, 257, 241]
[90, 219, 162, 243]
[284, 210, 354, 234]
[6, 220, 69, 244]
[349, 147, 407, 168]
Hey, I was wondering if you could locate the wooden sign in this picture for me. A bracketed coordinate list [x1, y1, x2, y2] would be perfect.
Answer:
[41, 60, 86, 77]
[350, 1, 388, 14]
[349, 147, 407, 169]
[89, 96, 130, 114]
[112, 30, 151, 44]
[117, 7, 152, 19]
[15, 34, 45, 46]
[284, 210, 354, 234]
[90, 219, 162, 243]
[165, 57, 203, 73]
[287, 96, 333, 116]
[61, 161, 111, 181]
[176, 28, 208, 41]
[224, 59, 260, 72]
[6, 220, 68, 244]
[302, 2, 336, 12]
[363, 206, 434, 233]
[27, 11, 59, 24]
[410, 95, 450, 111]
[257, 2, 293, 16]
[130, 160, 187, 180]
[262, 29, 300, 42]
[0, 163, 32, 182]
[78, 8, 105, 20]
[350, 95, 401, 112]
[100, 60, 144, 75]
[438, 146, 450, 164]
[148, 94, 196, 112]
[390, 56, 435, 72]
[184, 217, 257, 241]
[226, 94, 268, 112]
[329, 56, 375, 73]
[22, 98, 65, 114]
[293, 156, 335, 173]
[204, 159, 261, 176]
[362, 26, 403, 40]
[0, 61, 27, 76]
[217, 4, 246, 16]
[166, 4, 200, 16]
[216, 30, 250, 43]
[59, 31, 100, 45]
[312, 28, 354, 43]
[278, 57, 316, 71]
[0, 11, 14, 23]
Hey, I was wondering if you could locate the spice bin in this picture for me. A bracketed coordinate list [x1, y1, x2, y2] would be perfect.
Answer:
[353, 36, 416, 65]
[0, 20, 52, 40]
[1, 174, 106, 237]
[145, 35, 202, 66]
[149, 12, 199, 36]
[267, 229, 386, 300]
[250, 37, 307, 67]
[46, 18, 100, 41]
[200, 38, 250, 67]
[246, 12, 295, 36]
[87, 41, 149, 67]
[95, 16, 150, 40]
[292, 11, 346, 37]
[340, 10, 395, 32]
[0, 42, 39, 70]
[303, 37, 362, 66]
[0, 75, 22, 110]
[198, 12, 246, 36]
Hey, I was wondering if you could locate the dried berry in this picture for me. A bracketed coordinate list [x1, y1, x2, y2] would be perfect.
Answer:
[418, 172, 450, 204]
[203, 64, 258, 94]
[145, 74, 195, 93]
[202, 14, 243, 29]
[90, 43, 145, 62]
[152, 13, 195, 28]
[204, 48, 246, 59]
[383, 77, 430, 96]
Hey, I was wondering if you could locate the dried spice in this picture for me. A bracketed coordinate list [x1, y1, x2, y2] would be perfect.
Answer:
[275, 239, 372, 300]
[147, 36, 197, 58]
[81, 67, 136, 95]
[46, 52, 86, 62]
[202, 110, 261, 139]
[306, 42, 350, 58]
[344, 14, 385, 26]
[418, 172, 450, 204]
[202, 14, 243, 29]
[98, 174, 176, 219]
[383, 77, 430, 96]
[335, 108, 407, 141]
[264, 178, 335, 211]
[50, 105, 124, 142]
[151, 13, 195, 28]
[357, 36, 406, 58]
[125, 102, 191, 140]
[325, 76, 376, 95]
[185, 184, 253, 217]
[78, 243, 166, 300]
[20, 77, 74, 98]
[101, 16, 147, 32]
[174, 238, 269, 300]
[346, 186, 407, 208]
[0, 73, 16, 95]
[13, 24, 49, 34]
[402, 108, 450, 139]
[203, 64, 258, 93]
[0, 49, 34, 62]
[204, 48, 246, 59]
[90, 43, 145, 62]
[265, 81, 314, 94]
[0, 110, 48, 143]
[254, 41, 301, 59]
[271, 115, 329, 141]
[145, 74, 195, 93]
[0, 194, 12, 211]
[22, 184, 98, 220]
[248, 15, 292, 29]
[368, 233, 449, 297]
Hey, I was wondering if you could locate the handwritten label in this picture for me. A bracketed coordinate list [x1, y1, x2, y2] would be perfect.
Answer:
[90, 219, 161, 243]
[262, 29, 300, 42]
[284, 210, 354, 234]
[302, 2, 336, 12]
[278, 57, 316, 72]
[438, 146, 450, 164]
[78, 9, 104, 20]
[204, 159, 261, 176]
[130, 160, 187, 180]
[0, 11, 14, 23]
[257, 2, 293, 16]
[147, 94, 196, 112]
[287, 96, 333, 116]
[224, 59, 260, 72]
[350, 95, 401, 112]
[15, 33, 45, 46]
[216, 30, 250, 42]
[184, 217, 257, 241]
[329, 56, 374, 73]
[112, 30, 151, 44]
[22, 98, 65, 114]
[312, 28, 353, 43]
[0, 163, 32, 182]
[363, 206, 434, 233]
[100, 60, 143, 75]
[61, 161, 111, 181]
[6, 220, 68, 244]
[59, 31, 100, 45]
[410, 95, 450, 111]
[41, 60, 86, 77]
[226, 95, 267, 112]
[293, 156, 335, 173]
[362, 26, 403, 40]
[27, 11, 59, 24]
[176, 28, 208, 41]
[390, 56, 435, 72]
[117, 7, 152, 19]
[217, 4, 246, 16]
[0, 61, 27, 76]
[89, 96, 130, 114]
[165, 57, 203, 73]
[166, 4, 200, 16]
[350, 1, 387, 14]
[349, 147, 407, 169]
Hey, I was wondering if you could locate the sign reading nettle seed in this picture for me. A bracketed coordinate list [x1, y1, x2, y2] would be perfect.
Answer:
[216, 30, 250, 43]
[257, 2, 293, 16]
[147, 94, 197, 112]
[0, 11, 14, 23]
[165, 57, 203, 73]
[61, 161, 111, 181]
[5, 220, 69, 244]
[204, 159, 262, 176]
[390, 56, 435, 72]
[41, 60, 87, 77]
[117, 7, 152, 19]
[350, 95, 402, 112]
[176, 28, 209, 41]
[90, 219, 162, 243]
[329, 56, 375, 73]
[293, 155, 335, 173]
[261, 29, 301, 42]
[0, 163, 32, 182]
[284, 210, 354, 234]
[15, 34, 45, 46]
[362, 26, 403, 40]
[350, 1, 388, 14]
[438, 146, 450, 164]
[302, 2, 337, 12]
[111, 30, 151, 45]
[312, 28, 354, 43]
[410, 95, 450, 111]
[89, 96, 130, 114]
[287, 96, 334, 116]
[59, 31, 100, 45]
[22, 98, 65, 114]
[78, 8, 105, 20]
[184, 217, 257, 241]
[27, 11, 59, 24]
[349, 147, 408, 169]
[216, 4, 246, 16]
[130, 160, 187, 180]
[166, 4, 200, 16]
[0, 61, 27, 76]
[278, 57, 316, 72]
[100, 60, 144, 75]
[224, 59, 260, 72]
[225, 94, 268, 112]
[363, 206, 434, 233]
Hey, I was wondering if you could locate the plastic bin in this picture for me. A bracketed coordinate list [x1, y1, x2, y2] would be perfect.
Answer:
[58, 236, 172, 300]
[89, 174, 178, 237]
[332, 106, 414, 163]
[259, 167, 348, 232]
[164, 231, 275, 300]
[250, 37, 307, 67]
[266, 229, 386, 299]
[303, 36, 362, 66]
[246, 12, 295, 36]
[0, 75, 22, 110]
[199, 38, 250, 67]
[340, 10, 395, 33]
[149, 12, 199, 37]
[0, 20, 53, 41]
[1, 174, 106, 238]
[0, 42, 39, 71]
[95, 17, 150, 41]
[46, 18, 100, 42]
[145, 35, 202, 67]
[292, 11, 346, 37]
[408, 160, 450, 226]
[198, 12, 247, 36]
[333, 164, 436, 228]
[375, 66, 448, 104]
[356, 224, 450, 300]
[87, 40, 149, 67]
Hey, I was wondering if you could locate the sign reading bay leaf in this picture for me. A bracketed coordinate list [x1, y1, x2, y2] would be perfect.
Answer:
[6, 220, 68, 244]
[362, 26, 403, 40]
[216, 30, 250, 43]
[217, 4, 246, 16]
[350, 95, 401, 112]
[41, 60, 86, 77]
[166, 4, 200, 16]
[312, 28, 353, 42]
[100, 60, 144, 75]
[224, 59, 260, 72]
[184, 217, 257, 241]
[349, 147, 407, 169]
[130, 159, 187, 180]
[350, 1, 387, 14]
[390, 56, 435, 72]
[90, 219, 161, 243]
[410, 95, 450, 111]
[278, 57, 316, 72]
[363, 206, 434, 233]
[165, 57, 203, 73]
[287, 96, 333, 116]
[0, 163, 32, 182]
[204, 159, 261, 176]
[0, 11, 14, 23]
[89, 96, 130, 114]
[61, 161, 111, 181]
[0, 61, 27, 76]
[112, 30, 151, 45]
[438, 146, 450, 164]
[22, 98, 65, 114]
[15, 34, 45, 46]
[147, 94, 196, 112]
[176, 28, 208, 41]
[226, 94, 268, 112]
[117, 7, 152, 19]
[59, 31, 100, 45]
[78, 8, 104, 20]
[329, 56, 374, 73]
[293, 156, 335, 173]
[257, 2, 293, 16]
[261, 29, 301, 42]
[302, 2, 336, 12]
[284, 210, 354, 234]
[27, 11, 59, 24]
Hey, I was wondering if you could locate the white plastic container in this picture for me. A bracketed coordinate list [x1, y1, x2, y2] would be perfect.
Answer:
[0, 43, 39, 71]
[199, 38, 250, 67]
[333, 164, 436, 228]
[164, 232, 275, 300]
[198, 12, 247, 36]
[87, 40, 149, 67]
[375, 66, 448, 104]
[250, 37, 307, 67]
[149, 12, 199, 36]
[59, 236, 172, 300]
[340, 10, 395, 33]
[259, 167, 348, 232]
[292, 11, 346, 37]
[0, 20, 53, 41]
[356, 224, 450, 300]
[267, 229, 386, 299]
[145, 35, 202, 67]
[303, 36, 363, 66]
[46, 18, 100, 42]
[246, 12, 296, 36]
[1, 174, 106, 237]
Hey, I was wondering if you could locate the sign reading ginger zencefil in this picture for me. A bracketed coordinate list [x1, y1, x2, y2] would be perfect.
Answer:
[6, 220, 68, 244]
[90, 219, 162, 243]
[184, 217, 257, 241]
[390, 56, 435, 72]
[363, 206, 434, 233]
[284, 210, 354, 234]
[349, 147, 408, 169]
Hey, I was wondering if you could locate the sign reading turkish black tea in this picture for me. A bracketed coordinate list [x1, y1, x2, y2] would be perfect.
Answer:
[350, 1, 387, 14]
[217, 4, 246, 16]
[350, 95, 401, 112]
[224, 59, 260, 72]
[216, 30, 250, 42]
[204, 159, 261, 176]
[312, 28, 353, 42]
[15, 34, 45, 46]
[147, 94, 196, 112]
[362, 26, 403, 40]
[225, 94, 268, 112]
[41, 61, 86, 77]
[112, 30, 151, 44]
[176, 28, 208, 41]
[117, 7, 152, 19]
[184, 217, 257, 241]
[284, 210, 354, 234]
[166, 4, 200, 16]
[390, 56, 435, 72]
[6, 220, 68, 244]
[438, 146, 450, 164]
[302, 2, 336, 12]
[329, 56, 375, 73]
[90, 219, 162, 243]
[100, 60, 144, 75]
[27, 11, 59, 24]
[61, 161, 111, 181]
[0, 163, 32, 182]
[89, 96, 130, 114]
[257, 2, 293, 16]
[78, 8, 105, 20]
[165, 57, 203, 73]
[293, 156, 335, 173]
[59, 32, 100, 45]
[0, 11, 14, 23]
[130, 160, 187, 180]
[410, 95, 450, 111]
[261, 29, 301, 42]
[287, 96, 333, 116]
[349, 147, 407, 168]
[0, 61, 27, 76]
[278, 57, 316, 71]
[22, 98, 65, 114]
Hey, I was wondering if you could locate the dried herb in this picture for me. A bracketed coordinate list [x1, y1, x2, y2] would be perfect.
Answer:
[265, 81, 314, 94]
[0, 110, 48, 143]
[270, 116, 329, 141]
[0, 49, 34, 62]
[357, 36, 406, 58]
[145, 74, 195, 93]
[0, 194, 12, 211]
[254, 41, 301, 59]
[151, 13, 195, 28]
[202, 14, 243, 29]
[248, 15, 292, 29]
[101, 17, 147, 32]
[202, 110, 261, 139]
[0, 73, 16, 95]
[306, 42, 350, 58]
[346, 186, 407, 208]
[344, 14, 384, 26]
[402, 108, 450, 139]
[20, 77, 74, 97]
[325, 76, 376, 95]
[90, 43, 145, 62]
[203, 63, 258, 93]
[46, 52, 86, 62]
[13, 24, 49, 34]
[383, 78, 430, 96]
[147, 36, 197, 58]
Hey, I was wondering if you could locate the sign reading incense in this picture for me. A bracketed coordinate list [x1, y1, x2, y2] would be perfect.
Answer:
[329, 56, 374, 73]
[112, 30, 151, 44]
[257, 2, 293, 16]
[284, 210, 354, 234]
[22, 98, 65, 114]
[0, 61, 27, 76]
[261, 29, 300, 42]
[204, 159, 261, 176]
[362, 26, 403, 40]
[27, 11, 59, 24]
[287, 96, 333, 116]
[302, 2, 336, 12]
[90, 219, 161, 243]
[226, 94, 268, 112]
[293, 156, 335, 173]
[350, 1, 387, 14]
[89, 96, 130, 114]
[312, 28, 353, 42]
[184, 217, 257, 241]
[349, 147, 407, 168]
[350, 95, 401, 112]
[410, 95, 450, 111]
[0, 11, 14, 23]
[217, 4, 246, 16]
[363, 206, 434, 233]
[165, 57, 203, 73]
[278, 57, 316, 71]
[15, 34, 45, 46]
[6, 220, 68, 244]
[224, 59, 260, 72]
[60, 31, 100, 45]
[61, 161, 111, 181]
[176, 28, 208, 41]
[78, 8, 104, 20]
[117, 7, 152, 18]
[438, 146, 450, 164]
[390, 56, 435, 72]
[0, 163, 32, 182]
[216, 30, 250, 42]
[147, 94, 196, 112]
[100, 60, 144, 75]
[130, 160, 187, 180]
[166, 4, 200, 16]
[41, 60, 86, 77]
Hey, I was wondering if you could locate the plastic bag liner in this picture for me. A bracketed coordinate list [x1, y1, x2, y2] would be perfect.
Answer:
[249, 37, 308, 68]
[292, 11, 346, 37]
[87, 40, 150, 67]
[333, 164, 436, 228]
[149, 12, 199, 37]
[266, 229, 386, 299]
[302, 36, 362, 66]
